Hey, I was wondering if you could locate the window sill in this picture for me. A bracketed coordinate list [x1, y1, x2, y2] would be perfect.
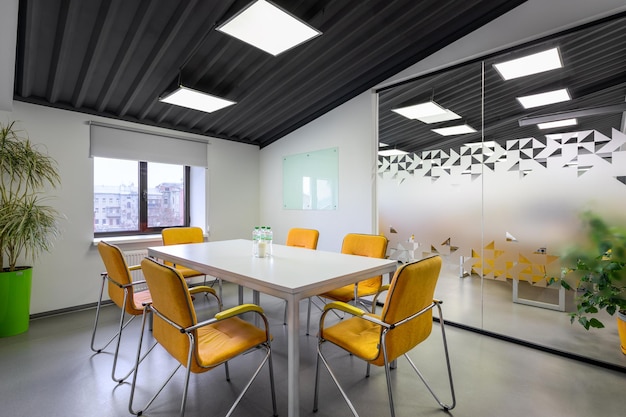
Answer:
[92, 234, 163, 246]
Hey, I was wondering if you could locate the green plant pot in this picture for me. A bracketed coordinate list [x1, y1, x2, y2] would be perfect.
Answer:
[0, 268, 32, 337]
[618, 312, 626, 356]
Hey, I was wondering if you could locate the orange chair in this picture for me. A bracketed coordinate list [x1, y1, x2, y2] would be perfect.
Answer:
[162, 226, 222, 302]
[129, 257, 277, 417]
[283, 228, 320, 323]
[91, 241, 153, 382]
[286, 227, 320, 249]
[92, 241, 218, 383]
[313, 256, 455, 416]
[161, 227, 206, 280]
[306, 233, 388, 334]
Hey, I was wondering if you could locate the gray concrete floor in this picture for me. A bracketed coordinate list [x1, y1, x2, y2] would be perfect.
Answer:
[0, 281, 625, 417]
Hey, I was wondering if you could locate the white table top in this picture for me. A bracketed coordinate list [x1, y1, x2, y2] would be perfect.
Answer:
[147, 239, 398, 300]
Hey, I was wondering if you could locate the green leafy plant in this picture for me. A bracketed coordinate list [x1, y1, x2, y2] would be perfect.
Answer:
[551, 212, 626, 329]
[0, 121, 62, 271]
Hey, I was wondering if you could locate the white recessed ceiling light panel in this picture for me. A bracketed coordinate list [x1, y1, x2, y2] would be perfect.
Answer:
[494, 47, 563, 80]
[537, 118, 577, 130]
[432, 124, 477, 136]
[392, 101, 461, 124]
[378, 149, 409, 157]
[216, 0, 321, 56]
[159, 86, 236, 113]
[517, 88, 571, 109]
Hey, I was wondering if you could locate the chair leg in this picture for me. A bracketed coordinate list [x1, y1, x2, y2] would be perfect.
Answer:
[90, 276, 110, 354]
[403, 303, 456, 410]
[314, 341, 361, 417]
[224, 342, 276, 417]
[90, 282, 142, 383]
[382, 341, 396, 417]
[129, 309, 182, 416]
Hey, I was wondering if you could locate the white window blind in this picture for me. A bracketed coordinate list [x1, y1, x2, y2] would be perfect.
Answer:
[89, 122, 208, 167]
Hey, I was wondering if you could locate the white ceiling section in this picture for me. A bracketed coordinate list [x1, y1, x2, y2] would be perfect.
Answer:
[0, 0, 18, 111]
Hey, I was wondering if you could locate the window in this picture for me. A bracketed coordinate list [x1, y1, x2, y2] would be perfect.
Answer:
[94, 157, 189, 236]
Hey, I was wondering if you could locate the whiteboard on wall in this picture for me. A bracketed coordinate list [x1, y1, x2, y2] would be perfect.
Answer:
[283, 147, 338, 210]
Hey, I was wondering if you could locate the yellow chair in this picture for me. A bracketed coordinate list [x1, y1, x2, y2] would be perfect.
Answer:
[283, 228, 320, 323]
[313, 255, 455, 417]
[91, 241, 153, 382]
[286, 227, 320, 249]
[162, 226, 222, 301]
[306, 233, 388, 334]
[129, 257, 277, 417]
[92, 241, 216, 383]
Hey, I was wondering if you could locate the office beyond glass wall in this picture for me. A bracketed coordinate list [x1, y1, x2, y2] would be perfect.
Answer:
[377, 13, 626, 370]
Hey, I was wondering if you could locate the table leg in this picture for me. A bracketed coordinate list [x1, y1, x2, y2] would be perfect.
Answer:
[286, 296, 300, 417]
[252, 290, 260, 326]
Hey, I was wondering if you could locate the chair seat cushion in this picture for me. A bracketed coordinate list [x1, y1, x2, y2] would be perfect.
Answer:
[130, 290, 152, 313]
[321, 314, 382, 362]
[175, 265, 204, 278]
[195, 317, 267, 369]
[320, 279, 381, 302]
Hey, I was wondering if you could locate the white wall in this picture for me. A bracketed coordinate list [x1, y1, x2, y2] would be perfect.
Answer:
[259, 92, 378, 252]
[0, 101, 259, 314]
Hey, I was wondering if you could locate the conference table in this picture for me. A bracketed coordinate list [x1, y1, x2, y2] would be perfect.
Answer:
[147, 239, 398, 417]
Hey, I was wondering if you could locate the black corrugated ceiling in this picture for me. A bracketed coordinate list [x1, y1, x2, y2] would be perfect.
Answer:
[14, 0, 526, 148]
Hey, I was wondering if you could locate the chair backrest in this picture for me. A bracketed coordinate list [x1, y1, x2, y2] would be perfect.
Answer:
[97, 241, 140, 314]
[161, 227, 204, 268]
[162, 227, 204, 245]
[341, 233, 388, 288]
[374, 255, 442, 365]
[286, 228, 319, 249]
[141, 257, 199, 370]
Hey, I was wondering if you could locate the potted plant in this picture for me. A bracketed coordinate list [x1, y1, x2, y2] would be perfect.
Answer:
[552, 211, 626, 354]
[0, 121, 62, 337]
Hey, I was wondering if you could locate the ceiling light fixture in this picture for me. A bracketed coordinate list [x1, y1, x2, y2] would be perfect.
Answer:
[216, 0, 321, 56]
[378, 149, 409, 156]
[159, 85, 236, 113]
[518, 103, 626, 127]
[494, 47, 562, 80]
[432, 124, 477, 136]
[516, 88, 571, 109]
[392, 101, 461, 124]
[537, 118, 577, 130]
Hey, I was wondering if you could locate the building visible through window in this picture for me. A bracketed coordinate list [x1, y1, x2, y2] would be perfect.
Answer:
[94, 157, 188, 235]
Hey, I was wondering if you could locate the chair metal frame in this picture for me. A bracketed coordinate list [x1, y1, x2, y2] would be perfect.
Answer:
[91, 242, 156, 383]
[129, 258, 277, 417]
[313, 258, 456, 417]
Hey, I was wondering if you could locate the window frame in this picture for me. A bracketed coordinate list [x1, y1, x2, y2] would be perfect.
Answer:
[94, 160, 191, 238]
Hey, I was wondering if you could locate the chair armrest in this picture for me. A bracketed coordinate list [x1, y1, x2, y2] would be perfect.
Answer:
[188, 286, 217, 297]
[128, 264, 141, 271]
[215, 304, 264, 320]
[323, 301, 365, 317]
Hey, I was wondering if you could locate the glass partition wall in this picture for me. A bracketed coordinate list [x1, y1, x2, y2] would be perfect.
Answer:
[377, 13, 626, 370]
